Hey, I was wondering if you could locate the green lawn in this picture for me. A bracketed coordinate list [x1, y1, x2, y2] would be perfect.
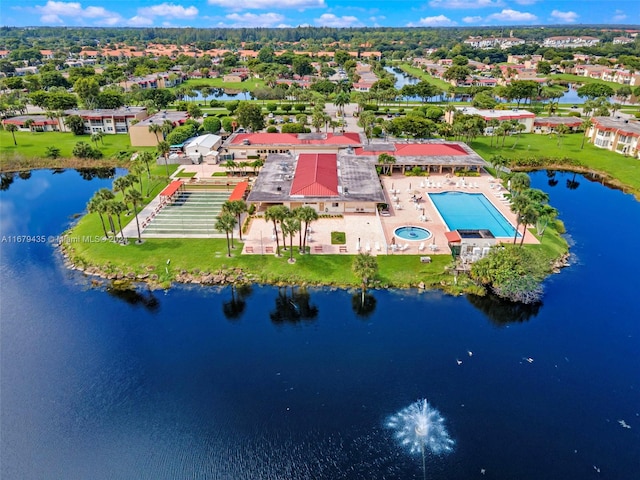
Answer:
[548, 74, 622, 89]
[396, 63, 453, 90]
[1, 130, 154, 166]
[469, 133, 640, 196]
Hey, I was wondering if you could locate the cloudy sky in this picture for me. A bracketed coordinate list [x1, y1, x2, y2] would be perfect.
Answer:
[1, 0, 638, 29]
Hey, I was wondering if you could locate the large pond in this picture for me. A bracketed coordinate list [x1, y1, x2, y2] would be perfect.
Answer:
[1, 169, 639, 479]
[384, 67, 598, 105]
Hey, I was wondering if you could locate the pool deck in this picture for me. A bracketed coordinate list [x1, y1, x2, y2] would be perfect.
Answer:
[240, 172, 538, 256]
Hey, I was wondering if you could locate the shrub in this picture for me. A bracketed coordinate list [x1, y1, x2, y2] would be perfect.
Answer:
[45, 146, 61, 159]
[372, 126, 383, 137]
[567, 111, 581, 117]
[72, 141, 102, 159]
[202, 116, 222, 134]
[266, 126, 278, 133]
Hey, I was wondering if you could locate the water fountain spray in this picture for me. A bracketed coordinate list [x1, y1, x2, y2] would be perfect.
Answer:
[386, 399, 454, 479]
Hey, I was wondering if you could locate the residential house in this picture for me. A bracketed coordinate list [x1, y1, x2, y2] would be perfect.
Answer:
[445, 107, 536, 133]
[533, 116, 583, 134]
[129, 111, 188, 147]
[2, 115, 60, 132]
[586, 116, 640, 158]
[63, 107, 147, 134]
[183, 134, 223, 163]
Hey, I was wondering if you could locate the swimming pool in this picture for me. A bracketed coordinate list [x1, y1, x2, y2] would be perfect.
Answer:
[428, 192, 519, 238]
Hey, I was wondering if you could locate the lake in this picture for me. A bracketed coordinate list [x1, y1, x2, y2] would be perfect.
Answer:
[1, 169, 639, 479]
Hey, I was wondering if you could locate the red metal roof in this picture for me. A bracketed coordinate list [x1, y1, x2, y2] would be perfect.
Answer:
[290, 154, 339, 197]
[445, 231, 462, 243]
[228, 181, 248, 201]
[160, 180, 183, 197]
[353, 143, 468, 157]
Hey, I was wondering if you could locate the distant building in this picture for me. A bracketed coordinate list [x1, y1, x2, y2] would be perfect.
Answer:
[2, 115, 60, 132]
[129, 111, 189, 146]
[533, 117, 583, 134]
[63, 107, 147, 134]
[445, 107, 536, 133]
[542, 36, 600, 48]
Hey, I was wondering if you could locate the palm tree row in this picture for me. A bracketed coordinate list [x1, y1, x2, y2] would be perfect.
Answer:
[506, 172, 557, 246]
[86, 172, 145, 244]
[264, 205, 319, 258]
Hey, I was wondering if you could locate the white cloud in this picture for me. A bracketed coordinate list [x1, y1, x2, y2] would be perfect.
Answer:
[41, 14, 64, 24]
[128, 16, 154, 26]
[462, 16, 483, 24]
[31, 1, 122, 25]
[208, 0, 324, 9]
[314, 13, 362, 27]
[513, 0, 538, 4]
[226, 12, 286, 27]
[138, 3, 199, 19]
[428, 0, 503, 9]
[612, 10, 627, 22]
[409, 15, 457, 27]
[550, 10, 578, 23]
[486, 9, 537, 22]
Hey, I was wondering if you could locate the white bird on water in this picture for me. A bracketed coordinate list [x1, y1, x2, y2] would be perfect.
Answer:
[467, 351, 473, 357]
[618, 419, 631, 429]
[523, 357, 534, 363]
[456, 359, 463, 365]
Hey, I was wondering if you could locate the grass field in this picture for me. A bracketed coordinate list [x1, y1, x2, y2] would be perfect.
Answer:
[396, 63, 452, 90]
[0, 130, 156, 171]
[469, 132, 640, 195]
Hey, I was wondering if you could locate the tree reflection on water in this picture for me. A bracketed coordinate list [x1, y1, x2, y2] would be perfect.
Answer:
[270, 286, 319, 324]
[467, 292, 542, 326]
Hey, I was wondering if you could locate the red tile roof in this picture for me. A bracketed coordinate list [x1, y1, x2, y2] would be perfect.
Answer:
[290, 154, 339, 197]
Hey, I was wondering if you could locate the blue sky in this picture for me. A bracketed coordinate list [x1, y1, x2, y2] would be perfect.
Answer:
[1, 0, 638, 29]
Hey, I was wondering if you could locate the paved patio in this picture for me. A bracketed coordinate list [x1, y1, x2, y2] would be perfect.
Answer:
[241, 171, 537, 255]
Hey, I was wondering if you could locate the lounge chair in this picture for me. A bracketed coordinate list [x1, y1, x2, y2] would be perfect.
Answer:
[375, 242, 381, 251]
[418, 242, 425, 251]
[365, 242, 371, 252]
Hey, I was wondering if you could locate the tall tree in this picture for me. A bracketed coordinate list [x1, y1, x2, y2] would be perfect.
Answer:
[222, 200, 247, 241]
[215, 212, 237, 257]
[352, 253, 378, 304]
[124, 188, 144, 244]
[295, 206, 319, 254]
[265, 205, 289, 257]
[5, 123, 17, 145]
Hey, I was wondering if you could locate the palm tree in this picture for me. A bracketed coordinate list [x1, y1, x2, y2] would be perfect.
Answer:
[148, 123, 162, 144]
[124, 188, 144, 244]
[113, 174, 135, 211]
[352, 253, 378, 304]
[333, 91, 350, 116]
[87, 194, 109, 239]
[137, 151, 154, 179]
[555, 124, 569, 147]
[156, 140, 170, 176]
[215, 212, 237, 257]
[264, 205, 289, 257]
[535, 204, 558, 240]
[490, 155, 509, 180]
[510, 192, 534, 245]
[580, 118, 592, 149]
[23, 118, 35, 133]
[5, 123, 17, 145]
[509, 172, 531, 195]
[105, 199, 122, 242]
[295, 206, 318, 254]
[129, 158, 145, 196]
[222, 200, 247, 241]
[281, 214, 300, 263]
[91, 132, 102, 148]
